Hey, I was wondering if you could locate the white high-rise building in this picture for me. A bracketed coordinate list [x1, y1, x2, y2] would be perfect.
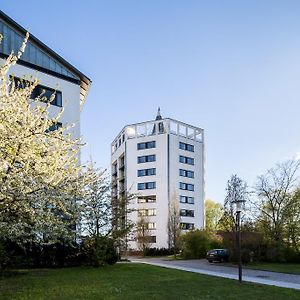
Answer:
[111, 109, 205, 250]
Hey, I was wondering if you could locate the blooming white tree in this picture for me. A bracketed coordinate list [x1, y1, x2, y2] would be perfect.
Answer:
[0, 33, 93, 246]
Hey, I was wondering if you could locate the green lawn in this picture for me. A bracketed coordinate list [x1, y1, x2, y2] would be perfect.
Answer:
[0, 263, 299, 300]
[245, 262, 300, 274]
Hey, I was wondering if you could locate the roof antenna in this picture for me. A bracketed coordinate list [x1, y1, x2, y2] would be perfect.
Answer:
[156, 107, 162, 120]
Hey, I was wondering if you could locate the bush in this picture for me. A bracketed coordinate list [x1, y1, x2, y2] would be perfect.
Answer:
[82, 236, 118, 267]
[181, 230, 222, 259]
[145, 247, 173, 256]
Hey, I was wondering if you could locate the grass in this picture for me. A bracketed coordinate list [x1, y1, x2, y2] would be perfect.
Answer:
[0, 263, 299, 300]
[244, 262, 300, 274]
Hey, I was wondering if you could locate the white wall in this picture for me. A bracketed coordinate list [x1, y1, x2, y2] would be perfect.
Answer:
[126, 134, 169, 249]
[2, 59, 81, 139]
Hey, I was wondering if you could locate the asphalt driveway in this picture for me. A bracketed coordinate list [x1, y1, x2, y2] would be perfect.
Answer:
[129, 257, 300, 290]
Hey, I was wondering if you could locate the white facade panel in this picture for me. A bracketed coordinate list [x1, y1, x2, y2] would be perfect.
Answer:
[3, 60, 81, 140]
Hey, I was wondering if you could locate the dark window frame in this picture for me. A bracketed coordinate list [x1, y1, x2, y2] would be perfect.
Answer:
[179, 169, 194, 178]
[179, 155, 194, 165]
[138, 168, 156, 177]
[180, 196, 194, 204]
[179, 142, 194, 152]
[137, 154, 156, 164]
[11, 76, 63, 107]
[137, 181, 156, 190]
[179, 182, 194, 191]
[137, 141, 156, 150]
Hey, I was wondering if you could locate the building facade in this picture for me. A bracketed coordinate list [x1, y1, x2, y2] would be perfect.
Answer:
[0, 11, 91, 140]
[111, 110, 205, 249]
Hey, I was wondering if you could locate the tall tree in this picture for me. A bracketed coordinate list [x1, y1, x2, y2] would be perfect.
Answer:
[254, 160, 300, 243]
[168, 194, 181, 258]
[205, 199, 223, 232]
[219, 174, 248, 232]
[0, 33, 93, 246]
[80, 163, 110, 238]
[136, 213, 153, 256]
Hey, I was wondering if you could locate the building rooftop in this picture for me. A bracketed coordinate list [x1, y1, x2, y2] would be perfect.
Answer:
[0, 10, 91, 108]
[111, 109, 204, 154]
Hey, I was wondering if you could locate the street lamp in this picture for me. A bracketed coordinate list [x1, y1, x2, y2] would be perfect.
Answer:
[232, 198, 245, 283]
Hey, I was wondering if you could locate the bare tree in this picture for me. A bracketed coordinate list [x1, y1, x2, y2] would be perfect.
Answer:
[254, 160, 300, 243]
[136, 212, 153, 256]
[219, 174, 248, 232]
[168, 194, 181, 258]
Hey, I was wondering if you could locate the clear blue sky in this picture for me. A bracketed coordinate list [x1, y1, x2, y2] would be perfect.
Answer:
[2, 0, 300, 203]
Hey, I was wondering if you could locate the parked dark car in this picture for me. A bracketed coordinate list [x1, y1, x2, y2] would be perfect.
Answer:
[206, 249, 229, 263]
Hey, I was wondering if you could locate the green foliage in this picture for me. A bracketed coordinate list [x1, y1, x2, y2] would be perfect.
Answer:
[205, 199, 223, 232]
[82, 236, 118, 267]
[181, 230, 223, 259]
[1, 264, 300, 300]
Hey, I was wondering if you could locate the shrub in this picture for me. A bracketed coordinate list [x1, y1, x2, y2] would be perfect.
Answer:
[145, 247, 173, 256]
[181, 230, 222, 259]
[82, 236, 118, 267]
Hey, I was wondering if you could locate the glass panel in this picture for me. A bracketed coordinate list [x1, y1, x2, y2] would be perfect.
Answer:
[43, 54, 50, 69]
[187, 127, 194, 139]
[3, 24, 9, 54]
[29, 44, 37, 64]
[147, 122, 155, 135]
[137, 125, 146, 137]
[127, 126, 136, 138]
[179, 125, 186, 137]
[36, 49, 43, 66]
[195, 130, 202, 142]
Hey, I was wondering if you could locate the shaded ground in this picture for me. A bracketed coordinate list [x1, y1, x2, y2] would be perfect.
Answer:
[1, 264, 300, 299]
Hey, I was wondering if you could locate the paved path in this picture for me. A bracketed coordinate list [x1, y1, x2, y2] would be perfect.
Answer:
[129, 257, 300, 290]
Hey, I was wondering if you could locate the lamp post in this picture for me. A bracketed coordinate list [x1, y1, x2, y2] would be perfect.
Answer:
[232, 198, 245, 283]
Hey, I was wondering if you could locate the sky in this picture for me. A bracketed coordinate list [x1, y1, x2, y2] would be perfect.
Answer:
[2, 0, 300, 203]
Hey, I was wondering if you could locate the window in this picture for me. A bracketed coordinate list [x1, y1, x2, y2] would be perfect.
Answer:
[46, 122, 62, 132]
[137, 195, 156, 203]
[11, 76, 63, 107]
[137, 182, 156, 190]
[138, 168, 156, 177]
[138, 155, 156, 163]
[137, 236, 156, 243]
[180, 223, 194, 230]
[179, 169, 194, 178]
[179, 182, 194, 191]
[119, 156, 125, 169]
[180, 196, 194, 204]
[138, 209, 156, 217]
[138, 223, 156, 230]
[180, 209, 194, 217]
[137, 141, 156, 150]
[147, 223, 156, 230]
[179, 155, 194, 165]
[179, 142, 194, 152]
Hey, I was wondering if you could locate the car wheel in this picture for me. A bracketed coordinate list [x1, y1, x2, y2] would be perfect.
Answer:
[208, 260, 213, 263]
